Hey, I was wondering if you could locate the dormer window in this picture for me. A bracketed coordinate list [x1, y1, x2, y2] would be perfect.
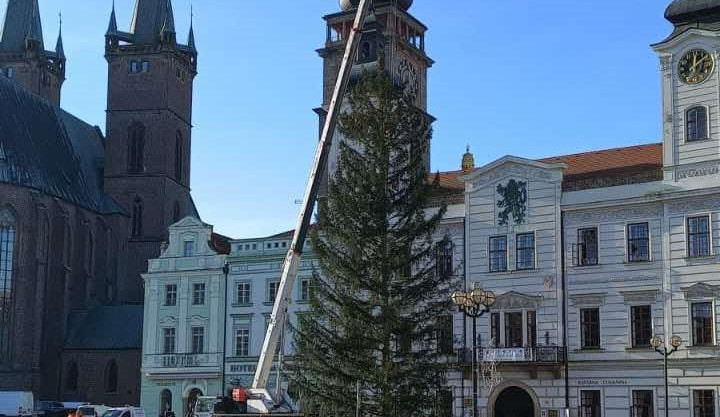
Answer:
[183, 241, 194, 257]
[687, 106, 708, 141]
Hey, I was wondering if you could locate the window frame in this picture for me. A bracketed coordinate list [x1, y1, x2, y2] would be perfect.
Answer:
[0, 211, 17, 362]
[580, 307, 601, 349]
[235, 328, 250, 357]
[631, 390, 654, 417]
[630, 305, 653, 348]
[162, 327, 176, 354]
[577, 227, 599, 266]
[191, 282, 206, 306]
[267, 280, 280, 304]
[690, 301, 715, 347]
[183, 240, 194, 257]
[626, 222, 650, 263]
[686, 105, 710, 142]
[579, 389, 602, 417]
[516, 232, 536, 270]
[693, 389, 716, 417]
[164, 284, 177, 307]
[436, 238, 454, 278]
[687, 215, 712, 258]
[489, 235, 508, 273]
[299, 278, 311, 302]
[235, 281, 252, 305]
[190, 326, 205, 354]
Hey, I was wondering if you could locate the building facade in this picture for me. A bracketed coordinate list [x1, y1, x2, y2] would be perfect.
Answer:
[142, 1, 720, 417]
[0, 0, 198, 404]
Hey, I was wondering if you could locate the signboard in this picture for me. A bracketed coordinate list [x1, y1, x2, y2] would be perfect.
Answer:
[577, 379, 628, 386]
[162, 355, 200, 368]
[483, 348, 527, 362]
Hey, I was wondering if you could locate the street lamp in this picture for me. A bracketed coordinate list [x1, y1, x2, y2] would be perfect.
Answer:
[452, 288, 496, 417]
[651, 335, 683, 417]
[221, 261, 230, 395]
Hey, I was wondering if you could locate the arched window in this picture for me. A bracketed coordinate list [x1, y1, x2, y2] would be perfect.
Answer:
[175, 131, 183, 182]
[173, 201, 181, 223]
[0, 208, 16, 362]
[65, 360, 79, 392]
[104, 360, 118, 393]
[127, 123, 146, 172]
[132, 197, 143, 237]
[160, 389, 173, 415]
[687, 106, 708, 141]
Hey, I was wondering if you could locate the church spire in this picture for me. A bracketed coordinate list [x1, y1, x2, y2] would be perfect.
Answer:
[55, 12, 65, 59]
[0, 0, 45, 52]
[187, 5, 196, 52]
[130, 0, 176, 45]
[106, 0, 118, 35]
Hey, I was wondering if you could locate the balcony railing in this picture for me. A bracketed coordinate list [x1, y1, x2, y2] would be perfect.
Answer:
[455, 346, 566, 364]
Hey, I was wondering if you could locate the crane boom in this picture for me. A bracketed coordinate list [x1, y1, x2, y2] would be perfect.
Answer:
[251, 0, 373, 395]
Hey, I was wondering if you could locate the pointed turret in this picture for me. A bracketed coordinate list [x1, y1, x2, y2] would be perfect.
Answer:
[106, 1, 118, 35]
[187, 22, 196, 52]
[0, 0, 45, 52]
[55, 24, 65, 59]
[130, 0, 176, 44]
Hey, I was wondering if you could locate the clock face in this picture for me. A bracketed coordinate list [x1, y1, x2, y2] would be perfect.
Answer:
[678, 49, 714, 84]
[397, 59, 419, 98]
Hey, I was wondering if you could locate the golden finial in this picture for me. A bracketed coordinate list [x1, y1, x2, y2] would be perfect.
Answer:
[462, 144, 475, 173]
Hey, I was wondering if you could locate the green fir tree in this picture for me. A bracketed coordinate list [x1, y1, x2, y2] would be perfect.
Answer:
[290, 69, 457, 417]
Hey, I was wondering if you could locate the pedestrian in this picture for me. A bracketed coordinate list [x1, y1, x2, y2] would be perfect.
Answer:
[231, 385, 248, 414]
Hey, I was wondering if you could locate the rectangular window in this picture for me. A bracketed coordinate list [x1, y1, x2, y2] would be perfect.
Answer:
[691, 302, 714, 346]
[164, 284, 177, 306]
[577, 228, 599, 266]
[631, 305, 652, 348]
[236, 282, 251, 305]
[526, 310, 537, 347]
[141, 60, 150, 73]
[130, 60, 139, 73]
[505, 312, 523, 348]
[183, 241, 194, 257]
[489, 236, 507, 273]
[631, 390, 654, 417]
[688, 216, 711, 258]
[516, 233, 535, 270]
[437, 315, 454, 355]
[490, 313, 500, 347]
[268, 281, 280, 303]
[162, 328, 176, 354]
[580, 390, 601, 417]
[299, 278, 311, 302]
[436, 240, 453, 277]
[191, 327, 204, 354]
[694, 390, 715, 417]
[192, 283, 206, 305]
[580, 308, 600, 349]
[235, 329, 250, 357]
[627, 223, 650, 262]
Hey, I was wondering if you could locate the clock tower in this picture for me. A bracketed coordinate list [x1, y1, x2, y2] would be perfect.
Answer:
[654, 0, 720, 182]
[317, 0, 434, 187]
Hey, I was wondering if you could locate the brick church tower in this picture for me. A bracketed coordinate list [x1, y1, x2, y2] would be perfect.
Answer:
[103, 0, 198, 302]
[0, 0, 65, 105]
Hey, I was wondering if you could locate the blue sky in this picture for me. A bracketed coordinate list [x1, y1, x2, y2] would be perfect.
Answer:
[18, 0, 672, 238]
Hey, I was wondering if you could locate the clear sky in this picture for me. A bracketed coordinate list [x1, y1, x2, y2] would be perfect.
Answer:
[16, 0, 673, 239]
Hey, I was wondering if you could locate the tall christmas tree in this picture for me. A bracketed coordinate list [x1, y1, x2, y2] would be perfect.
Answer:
[290, 69, 456, 417]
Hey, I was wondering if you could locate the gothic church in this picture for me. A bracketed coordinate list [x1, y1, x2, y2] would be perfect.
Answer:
[0, 0, 199, 405]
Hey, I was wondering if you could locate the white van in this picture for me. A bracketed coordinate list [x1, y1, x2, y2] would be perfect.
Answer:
[76, 405, 109, 417]
[100, 408, 145, 417]
[0, 391, 35, 417]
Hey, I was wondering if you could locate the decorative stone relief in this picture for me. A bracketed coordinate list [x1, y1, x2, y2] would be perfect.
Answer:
[565, 205, 663, 226]
[493, 291, 542, 310]
[569, 293, 607, 306]
[683, 282, 720, 299]
[677, 164, 720, 180]
[496, 179, 528, 226]
[471, 164, 555, 188]
[159, 315, 178, 325]
[660, 56, 672, 71]
[668, 197, 720, 214]
[620, 290, 660, 304]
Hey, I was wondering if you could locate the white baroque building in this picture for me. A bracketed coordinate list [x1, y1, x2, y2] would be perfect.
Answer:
[141, 1, 720, 417]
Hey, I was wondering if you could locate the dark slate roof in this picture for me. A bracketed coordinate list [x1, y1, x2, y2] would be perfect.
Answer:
[0, 75, 124, 214]
[0, 0, 44, 52]
[64, 305, 144, 350]
[130, 0, 175, 44]
[661, 0, 720, 42]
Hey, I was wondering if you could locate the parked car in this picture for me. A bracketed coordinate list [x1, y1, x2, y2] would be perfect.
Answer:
[0, 391, 35, 417]
[76, 406, 109, 417]
[101, 407, 145, 417]
[36, 401, 75, 417]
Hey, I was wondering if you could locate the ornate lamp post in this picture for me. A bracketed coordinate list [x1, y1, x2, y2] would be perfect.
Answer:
[452, 288, 496, 417]
[651, 335, 683, 417]
[221, 261, 230, 394]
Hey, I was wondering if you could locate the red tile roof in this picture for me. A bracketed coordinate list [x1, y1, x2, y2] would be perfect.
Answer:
[537, 143, 662, 177]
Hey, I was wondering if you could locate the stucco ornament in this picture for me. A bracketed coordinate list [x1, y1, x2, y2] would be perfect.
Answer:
[496, 179, 527, 226]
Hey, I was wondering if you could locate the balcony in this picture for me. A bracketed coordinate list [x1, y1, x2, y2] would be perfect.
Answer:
[454, 347, 566, 379]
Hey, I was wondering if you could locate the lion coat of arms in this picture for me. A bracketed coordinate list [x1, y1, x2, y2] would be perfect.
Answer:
[496, 179, 528, 226]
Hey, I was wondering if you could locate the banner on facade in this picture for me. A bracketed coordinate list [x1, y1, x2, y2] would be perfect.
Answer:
[483, 348, 527, 362]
